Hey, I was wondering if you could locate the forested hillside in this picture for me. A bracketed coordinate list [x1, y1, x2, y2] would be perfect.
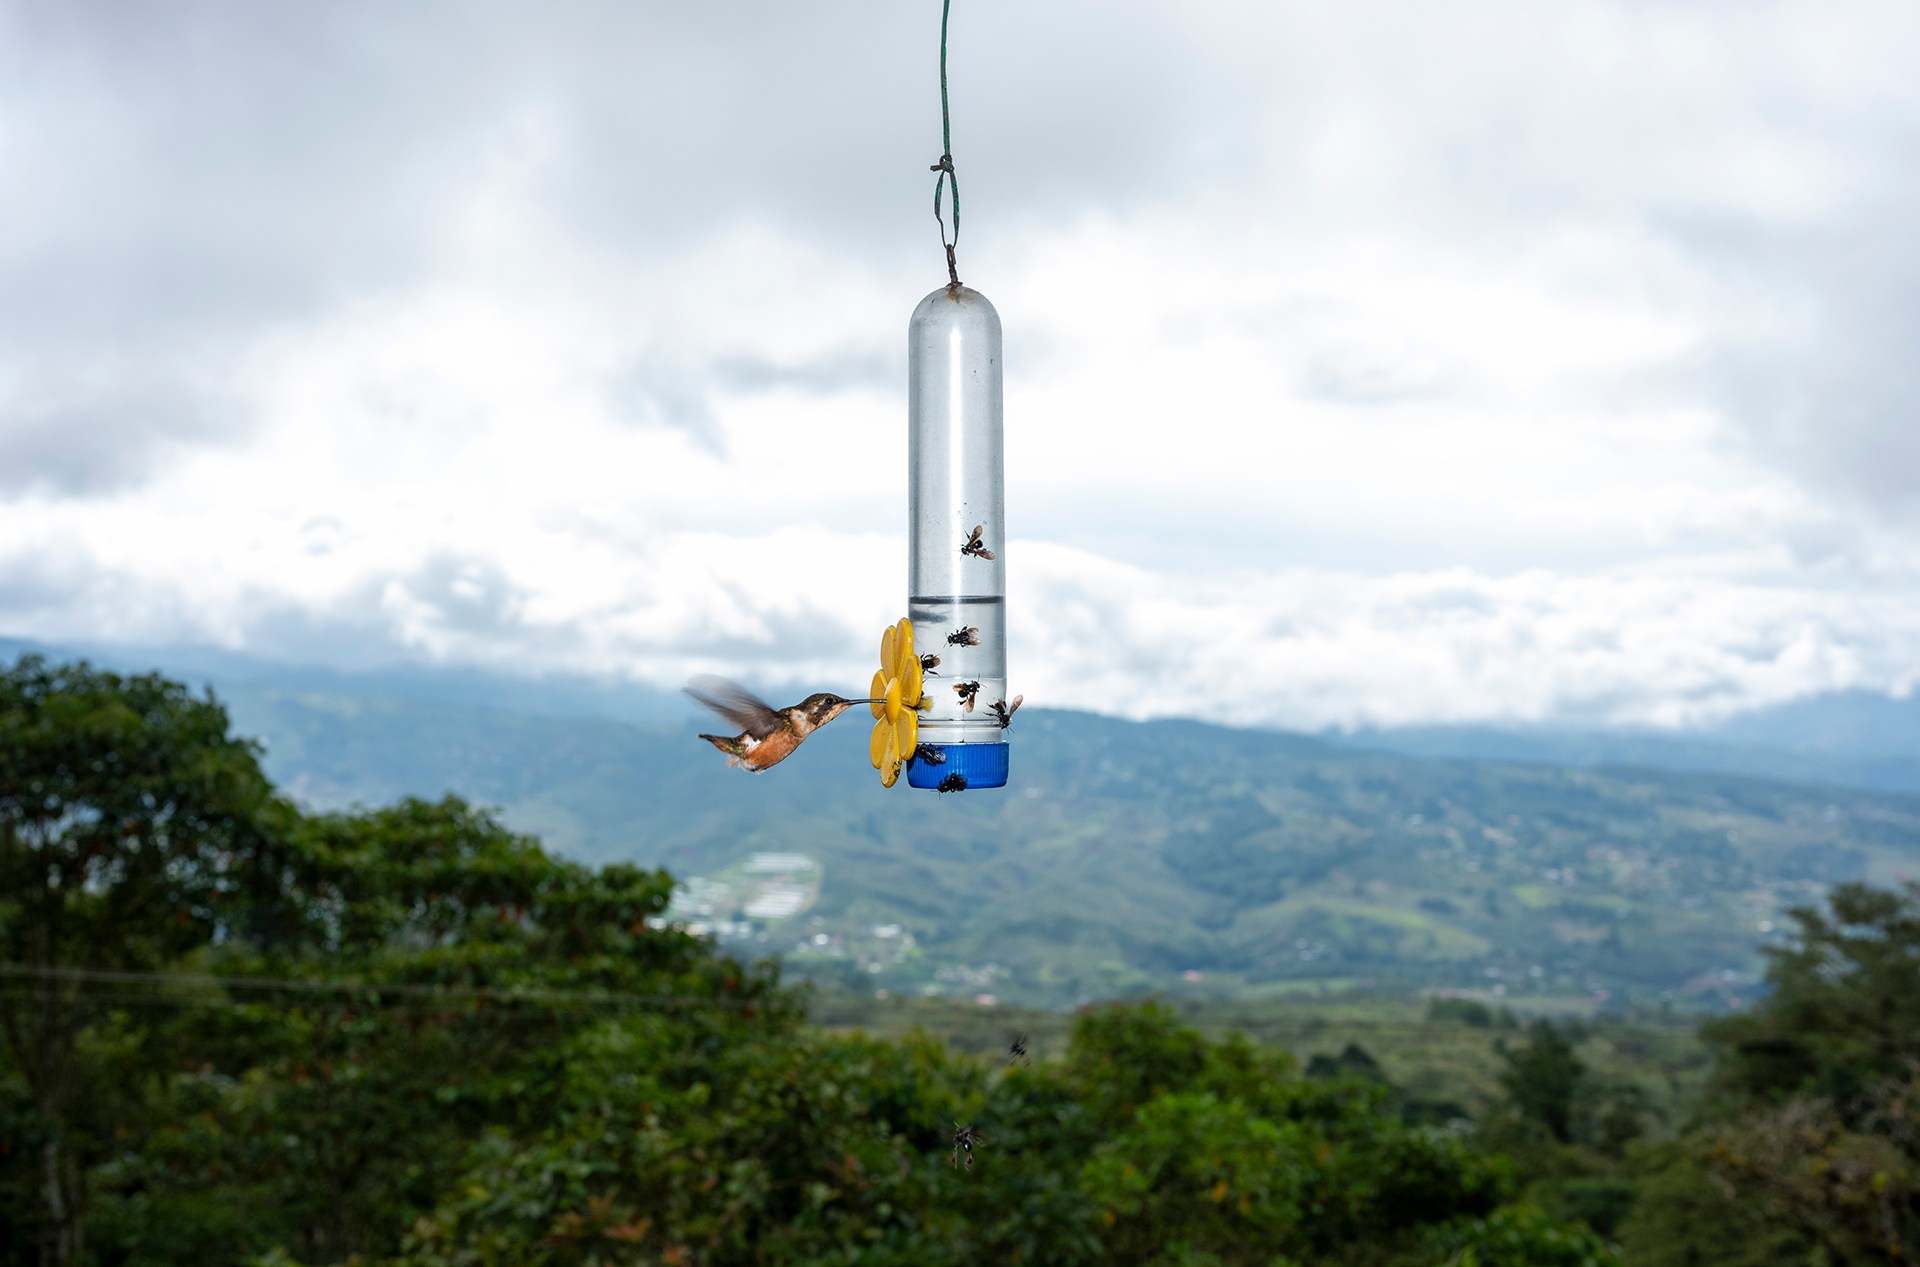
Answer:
[211, 681, 1920, 1010]
[2, 654, 1618, 1266]
[11, 654, 1920, 1265]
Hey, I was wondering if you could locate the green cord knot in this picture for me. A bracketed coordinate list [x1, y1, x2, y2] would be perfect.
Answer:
[931, 0, 960, 288]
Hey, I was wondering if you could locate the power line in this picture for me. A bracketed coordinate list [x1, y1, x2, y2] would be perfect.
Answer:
[0, 965, 1755, 1039]
[0, 963, 772, 1013]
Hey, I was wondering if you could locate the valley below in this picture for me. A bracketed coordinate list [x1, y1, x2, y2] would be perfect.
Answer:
[213, 679, 1920, 1013]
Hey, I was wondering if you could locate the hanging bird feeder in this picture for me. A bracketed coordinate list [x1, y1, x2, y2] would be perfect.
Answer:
[690, 3, 1017, 788]
[869, 0, 1016, 794]
[901, 285, 1008, 790]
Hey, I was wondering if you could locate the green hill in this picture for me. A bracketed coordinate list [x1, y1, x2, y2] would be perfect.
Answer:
[212, 681, 1920, 1011]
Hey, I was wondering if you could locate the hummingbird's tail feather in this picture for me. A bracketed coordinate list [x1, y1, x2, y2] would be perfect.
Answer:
[698, 733, 749, 767]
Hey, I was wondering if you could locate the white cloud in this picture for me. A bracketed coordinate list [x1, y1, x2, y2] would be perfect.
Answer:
[3, 0, 1919, 730]
[1014, 546, 1920, 731]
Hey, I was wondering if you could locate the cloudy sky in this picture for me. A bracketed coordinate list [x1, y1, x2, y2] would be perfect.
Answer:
[3, 0, 1919, 731]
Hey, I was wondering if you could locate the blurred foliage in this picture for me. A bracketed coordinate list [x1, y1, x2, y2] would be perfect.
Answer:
[19, 652, 1920, 1265]
[1497, 1022, 1587, 1144]
[1, 655, 289, 1264]
[1705, 881, 1920, 1110]
[2, 656, 1614, 1266]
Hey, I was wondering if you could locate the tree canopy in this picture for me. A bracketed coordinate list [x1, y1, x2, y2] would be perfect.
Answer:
[0, 654, 1620, 1266]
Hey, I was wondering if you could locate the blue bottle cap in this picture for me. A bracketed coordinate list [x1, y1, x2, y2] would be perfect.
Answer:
[906, 741, 1009, 791]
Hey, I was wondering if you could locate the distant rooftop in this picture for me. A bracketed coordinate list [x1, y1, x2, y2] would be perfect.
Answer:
[744, 887, 808, 920]
[746, 852, 814, 874]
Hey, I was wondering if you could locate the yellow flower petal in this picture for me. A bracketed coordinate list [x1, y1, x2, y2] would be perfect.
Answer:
[868, 618, 922, 788]
[902, 654, 923, 709]
[880, 724, 902, 786]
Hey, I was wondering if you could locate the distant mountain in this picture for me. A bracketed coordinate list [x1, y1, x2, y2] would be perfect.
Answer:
[10, 637, 1920, 1012]
[9, 633, 1916, 795]
[1712, 688, 1920, 756]
[1332, 719, 1920, 798]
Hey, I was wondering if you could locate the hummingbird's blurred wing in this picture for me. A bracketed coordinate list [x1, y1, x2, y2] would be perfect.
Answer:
[684, 676, 784, 739]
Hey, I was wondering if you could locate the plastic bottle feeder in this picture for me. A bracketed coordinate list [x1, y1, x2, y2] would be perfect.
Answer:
[905, 284, 1008, 791]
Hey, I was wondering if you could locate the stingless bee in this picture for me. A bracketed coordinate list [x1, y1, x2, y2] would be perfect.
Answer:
[954, 680, 982, 711]
[947, 626, 979, 647]
[911, 743, 946, 765]
[960, 525, 995, 561]
[937, 772, 968, 793]
[989, 696, 1022, 729]
[919, 652, 941, 675]
[951, 1122, 985, 1170]
[1008, 1033, 1029, 1065]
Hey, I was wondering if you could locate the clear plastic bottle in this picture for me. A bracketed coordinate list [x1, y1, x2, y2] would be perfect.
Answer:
[905, 284, 1009, 790]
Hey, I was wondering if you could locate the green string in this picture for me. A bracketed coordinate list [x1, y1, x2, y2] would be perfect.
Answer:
[930, 0, 961, 287]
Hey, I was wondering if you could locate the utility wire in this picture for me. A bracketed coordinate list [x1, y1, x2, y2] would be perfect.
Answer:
[930, 0, 961, 287]
[0, 966, 1720, 1037]
[0, 963, 771, 1013]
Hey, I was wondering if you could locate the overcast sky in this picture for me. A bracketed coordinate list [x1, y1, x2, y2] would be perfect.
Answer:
[3, 0, 1919, 730]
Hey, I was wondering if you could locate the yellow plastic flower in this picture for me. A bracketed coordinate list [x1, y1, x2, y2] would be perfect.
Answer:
[868, 616, 926, 786]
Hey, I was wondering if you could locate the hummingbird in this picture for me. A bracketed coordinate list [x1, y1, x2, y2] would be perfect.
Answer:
[684, 675, 881, 772]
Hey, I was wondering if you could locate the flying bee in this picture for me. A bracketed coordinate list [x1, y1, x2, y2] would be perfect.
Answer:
[954, 680, 982, 711]
[937, 772, 968, 793]
[951, 1122, 985, 1170]
[1008, 1032, 1029, 1065]
[960, 525, 995, 561]
[919, 652, 941, 675]
[911, 743, 946, 766]
[947, 626, 979, 647]
[989, 696, 1023, 729]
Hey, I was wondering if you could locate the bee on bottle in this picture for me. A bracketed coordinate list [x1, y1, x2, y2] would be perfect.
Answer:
[989, 696, 1022, 729]
[954, 680, 982, 711]
[911, 743, 946, 766]
[937, 772, 968, 793]
[960, 525, 995, 561]
[947, 626, 980, 647]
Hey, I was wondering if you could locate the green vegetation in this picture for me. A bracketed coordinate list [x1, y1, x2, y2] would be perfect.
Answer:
[1613, 879, 1920, 1263]
[11, 652, 1920, 1265]
[2, 656, 1615, 1265]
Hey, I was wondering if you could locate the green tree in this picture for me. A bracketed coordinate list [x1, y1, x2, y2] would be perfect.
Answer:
[0, 658, 1631, 1265]
[392, 999, 1605, 1267]
[1706, 880, 1920, 1110]
[1497, 1021, 1586, 1144]
[86, 795, 789, 1266]
[1066, 1005, 1528, 1264]
[1628, 881, 1920, 1263]
[0, 655, 283, 1265]
[1428, 1203, 1620, 1267]
[1617, 1138, 1820, 1267]
[1700, 1085, 1920, 1265]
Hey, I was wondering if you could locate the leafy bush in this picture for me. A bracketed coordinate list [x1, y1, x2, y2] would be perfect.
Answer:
[0, 658, 1618, 1265]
